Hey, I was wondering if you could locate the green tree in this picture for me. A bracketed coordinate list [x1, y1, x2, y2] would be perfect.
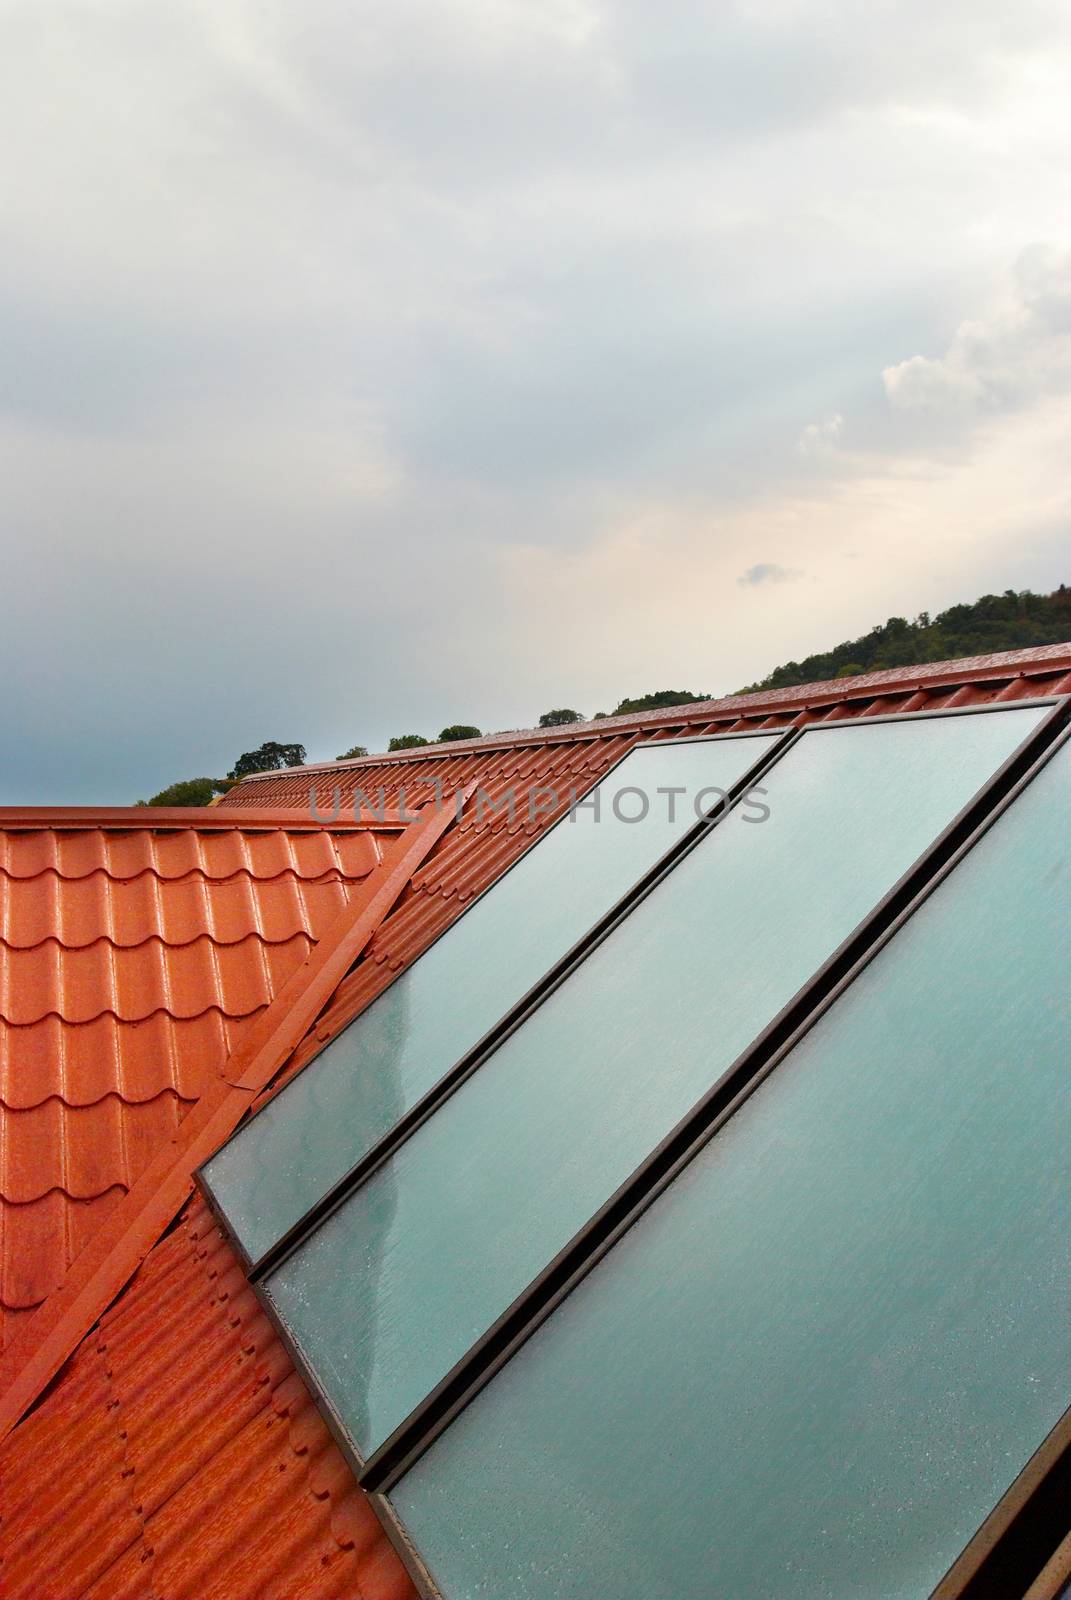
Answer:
[388, 733, 431, 751]
[610, 690, 710, 715]
[538, 708, 585, 727]
[228, 741, 306, 779]
[739, 584, 1071, 693]
[336, 744, 368, 760]
[438, 724, 482, 742]
[140, 777, 225, 807]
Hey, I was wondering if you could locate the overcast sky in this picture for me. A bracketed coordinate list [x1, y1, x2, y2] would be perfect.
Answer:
[3, 0, 1070, 801]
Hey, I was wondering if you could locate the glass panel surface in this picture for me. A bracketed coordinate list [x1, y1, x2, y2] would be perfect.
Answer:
[204, 735, 778, 1261]
[393, 731, 1071, 1600]
[267, 705, 1045, 1456]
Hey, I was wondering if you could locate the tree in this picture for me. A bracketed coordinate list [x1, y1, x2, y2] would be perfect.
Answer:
[610, 690, 710, 716]
[438, 724, 482, 742]
[538, 708, 584, 727]
[388, 734, 430, 751]
[336, 745, 368, 760]
[739, 583, 1071, 693]
[140, 777, 225, 808]
[228, 742, 306, 779]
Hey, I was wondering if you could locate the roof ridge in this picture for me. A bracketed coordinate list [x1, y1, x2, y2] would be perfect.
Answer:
[228, 642, 1071, 785]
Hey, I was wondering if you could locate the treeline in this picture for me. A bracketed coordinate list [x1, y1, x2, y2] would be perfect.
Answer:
[741, 585, 1071, 692]
[334, 694, 714, 762]
[138, 741, 307, 807]
[138, 585, 1069, 803]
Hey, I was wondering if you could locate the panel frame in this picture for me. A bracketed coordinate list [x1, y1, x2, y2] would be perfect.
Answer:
[200, 694, 1071, 1600]
[196, 722, 795, 1272]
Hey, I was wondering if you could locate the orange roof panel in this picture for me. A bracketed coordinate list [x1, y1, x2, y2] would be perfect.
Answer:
[0, 1193, 416, 1600]
[0, 810, 392, 1350]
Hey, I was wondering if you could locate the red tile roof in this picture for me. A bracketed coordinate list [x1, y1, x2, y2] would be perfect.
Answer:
[0, 795, 468, 1443]
[0, 810, 393, 1351]
[2, 645, 1070, 1600]
[1, 1192, 414, 1600]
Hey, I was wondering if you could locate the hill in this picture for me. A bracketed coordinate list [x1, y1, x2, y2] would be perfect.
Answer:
[741, 585, 1071, 693]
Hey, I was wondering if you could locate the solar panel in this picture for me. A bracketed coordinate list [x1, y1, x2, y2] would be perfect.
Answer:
[201, 733, 780, 1262]
[264, 705, 1046, 1458]
[389, 726, 1071, 1600]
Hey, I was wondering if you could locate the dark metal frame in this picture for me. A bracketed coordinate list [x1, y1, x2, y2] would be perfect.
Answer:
[933, 1395, 1071, 1597]
[196, 722, 793, 1272]
[199, 695, 1071, 1600]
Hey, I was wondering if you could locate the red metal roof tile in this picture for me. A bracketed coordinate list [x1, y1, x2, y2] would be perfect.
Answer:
[0, 799, 466, 1442]
[0, 1009, 242, 1109]
[0, 1194, 416, 1600]
[0, 813, 392, 1345]
[0, 869, 365, 950]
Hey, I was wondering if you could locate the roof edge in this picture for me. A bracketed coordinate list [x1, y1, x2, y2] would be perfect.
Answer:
[0, 806, 408, 831]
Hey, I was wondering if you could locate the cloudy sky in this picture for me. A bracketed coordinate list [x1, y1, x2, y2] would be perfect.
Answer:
[3, 0, 1070, 801]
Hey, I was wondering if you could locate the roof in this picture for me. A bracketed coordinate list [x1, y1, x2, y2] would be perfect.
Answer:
[2, 643, 1071, 1600]
[1, 1190, 413, 1600]
[0, 808, 397, 1350]
[227, 641, 1071, 777]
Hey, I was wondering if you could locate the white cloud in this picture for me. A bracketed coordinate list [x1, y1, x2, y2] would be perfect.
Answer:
[796, 413, 843, 455]
[883, 245, 1071, 417]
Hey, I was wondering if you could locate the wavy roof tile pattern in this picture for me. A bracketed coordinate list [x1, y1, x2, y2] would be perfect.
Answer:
[1, 1192, 414, 1600]
[3, 645, 1071, 1600]
[0, 814, 390, 1349]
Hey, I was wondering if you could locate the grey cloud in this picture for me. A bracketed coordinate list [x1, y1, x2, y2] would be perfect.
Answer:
[1, 1, 1069, 801]
[256, 0, 1071, 184]
[737, 563, 805, 587]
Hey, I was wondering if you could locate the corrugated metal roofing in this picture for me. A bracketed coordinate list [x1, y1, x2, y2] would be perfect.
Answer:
[3, 645, 1071, 1600]
[0, 813, 389, 1351]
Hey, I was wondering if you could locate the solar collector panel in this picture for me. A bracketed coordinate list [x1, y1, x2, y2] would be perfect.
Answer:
[201, 733, 781, 1263]
[265, 704, 1047, 1460]
[390, 721, 1071, 1600]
